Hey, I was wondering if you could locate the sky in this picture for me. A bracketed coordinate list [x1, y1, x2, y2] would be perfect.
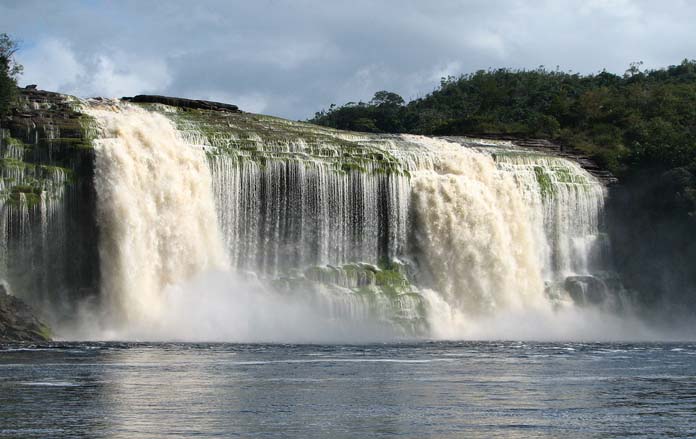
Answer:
[1, 0, 695, 119]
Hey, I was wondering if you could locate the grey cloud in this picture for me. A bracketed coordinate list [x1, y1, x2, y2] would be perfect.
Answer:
[2, 0, 696, 119]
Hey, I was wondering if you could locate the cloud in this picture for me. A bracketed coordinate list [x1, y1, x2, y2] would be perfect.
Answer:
[90, 54, 171, 98]
[18, 38, 171, 98]
[3, 0, 696, 119]
[20, 38, 85, 92]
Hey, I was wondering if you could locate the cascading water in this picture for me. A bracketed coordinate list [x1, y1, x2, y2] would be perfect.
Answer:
[208, 155, 410, 275]
[67, 100, 623, 340]
[406, 136, 547, 315]
[492, 152, 608, 281]
[86, 103, 228, 326]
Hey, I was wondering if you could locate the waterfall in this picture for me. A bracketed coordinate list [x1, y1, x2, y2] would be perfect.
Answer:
[493, 152, 608, 280]
[209, 154, 410, 274]
[62, 102, 616, 340]
[406, 136, 547, 315]
[86, 103, 227, 325]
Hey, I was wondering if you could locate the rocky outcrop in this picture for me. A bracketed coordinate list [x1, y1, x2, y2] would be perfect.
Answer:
[122, 95, 241, 112]
[0, 87, 95, 170]
[0, 285, 52, 342]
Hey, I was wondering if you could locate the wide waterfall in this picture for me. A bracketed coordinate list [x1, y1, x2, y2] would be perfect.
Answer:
[56, 100, 625, 340]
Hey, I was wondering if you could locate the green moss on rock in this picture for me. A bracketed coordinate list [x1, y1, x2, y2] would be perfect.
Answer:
[534, 165, 555, 199]
[140, 103, 411, 177]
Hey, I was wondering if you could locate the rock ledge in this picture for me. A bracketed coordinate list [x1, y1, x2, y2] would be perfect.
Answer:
[122, 95, 241, 112]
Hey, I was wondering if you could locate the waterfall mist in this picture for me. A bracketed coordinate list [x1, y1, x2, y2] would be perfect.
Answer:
[421, 288, 665, 342]
[89, 270, 406, 343]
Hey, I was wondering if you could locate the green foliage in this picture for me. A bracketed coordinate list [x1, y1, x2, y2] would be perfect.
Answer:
[0, 33, 22, 116]
[0, 67, 15, 115]
[373, 271, 409, 297]
[37, 323, 53, 341]
[311, 90, 407, 133]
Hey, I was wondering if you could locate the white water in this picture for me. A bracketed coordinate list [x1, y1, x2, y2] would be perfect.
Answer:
[87, 103, 227, 327]
[421, 288, 656, 341]
[494, 153, 607, 280]
[407, 136, 547, 315]
[100, 270, 405, 343]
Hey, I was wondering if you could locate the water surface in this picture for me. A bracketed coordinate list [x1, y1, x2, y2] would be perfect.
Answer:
[1, 342, 695, 438]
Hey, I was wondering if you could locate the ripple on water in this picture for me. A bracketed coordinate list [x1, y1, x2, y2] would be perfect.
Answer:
[20, 381, 80, 387]
[1, 342, 695, 438]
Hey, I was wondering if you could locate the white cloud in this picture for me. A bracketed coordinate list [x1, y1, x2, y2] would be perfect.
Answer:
[465, 30, 507, 59]
[91, 55, 171, 98]
[579, 0, 643, 19]
[18, 38, 85, 91]
[17, 38, 171, 98]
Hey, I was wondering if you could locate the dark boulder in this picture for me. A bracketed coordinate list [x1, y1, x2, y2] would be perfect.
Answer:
[0, 285, 52, 343]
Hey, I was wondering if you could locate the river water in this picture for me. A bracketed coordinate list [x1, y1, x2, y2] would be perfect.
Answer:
[1, 342, 695, 438]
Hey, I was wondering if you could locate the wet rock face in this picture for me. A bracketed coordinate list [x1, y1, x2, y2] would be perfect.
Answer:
[0, 285, 52, 342]
[565, 275, 609, 306]
[0, 87, 100, 312]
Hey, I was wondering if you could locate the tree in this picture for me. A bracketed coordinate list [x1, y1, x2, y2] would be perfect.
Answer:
[370, 91, 404, 107]
[0, 33, 22, 115]
[624, 61, 644, 79]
